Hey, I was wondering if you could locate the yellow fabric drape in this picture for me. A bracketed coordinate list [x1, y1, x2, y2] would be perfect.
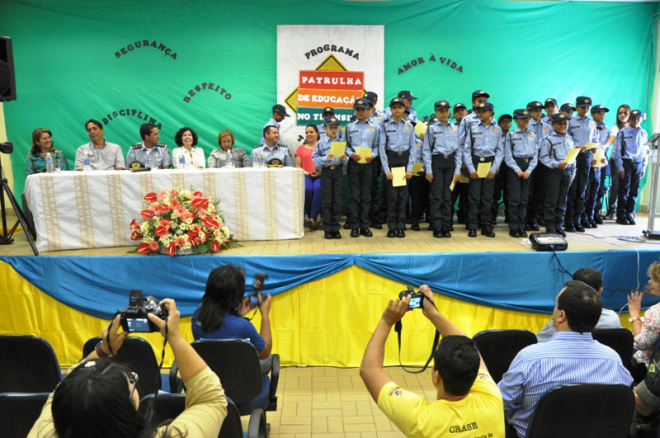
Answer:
[0, 261, 631, 367]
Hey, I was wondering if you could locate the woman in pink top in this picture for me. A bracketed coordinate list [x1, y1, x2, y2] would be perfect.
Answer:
[296, 124, 322, 229]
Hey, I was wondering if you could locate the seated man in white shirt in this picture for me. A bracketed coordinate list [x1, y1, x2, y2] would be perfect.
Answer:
[75, 119, 125, 171]
[536, 267, 621, 342]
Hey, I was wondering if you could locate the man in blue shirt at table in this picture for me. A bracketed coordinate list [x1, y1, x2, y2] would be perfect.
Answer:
[127, 123, 172, 169]
[251, 126, 293, 167]
[498, 280, 633, 438]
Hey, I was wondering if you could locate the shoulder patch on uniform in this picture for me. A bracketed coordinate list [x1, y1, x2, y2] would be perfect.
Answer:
[131, 143, 142, 150]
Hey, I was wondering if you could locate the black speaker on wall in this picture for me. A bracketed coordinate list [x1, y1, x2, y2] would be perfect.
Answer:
[0, 36, 16, 101]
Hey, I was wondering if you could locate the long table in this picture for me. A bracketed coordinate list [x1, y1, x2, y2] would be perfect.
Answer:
[24, 167, 305, 252]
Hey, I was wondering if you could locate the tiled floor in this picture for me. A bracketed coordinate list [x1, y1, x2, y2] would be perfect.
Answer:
[242, 366, 436, 438]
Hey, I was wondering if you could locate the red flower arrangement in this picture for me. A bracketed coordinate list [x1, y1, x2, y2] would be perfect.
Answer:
[129, 188, 236, 255]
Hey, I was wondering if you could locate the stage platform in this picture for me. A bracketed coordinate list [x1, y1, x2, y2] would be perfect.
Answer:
[1, 212, 659, 368]
[1, 213, 657, 256]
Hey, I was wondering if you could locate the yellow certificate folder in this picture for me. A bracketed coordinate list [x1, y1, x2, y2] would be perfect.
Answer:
[356, 147, 372, 164]
[477, 162, 491, 178]
[414, 121, 427, 137]
[584, 142, 600, 151]
[459, 174, 470, 184]
[392, 167, 407, 187]
[330, 142, 346, 157]
[412, 163, 424, 176]
[593, 148, 606, 167]
[563, 148, 580, 165]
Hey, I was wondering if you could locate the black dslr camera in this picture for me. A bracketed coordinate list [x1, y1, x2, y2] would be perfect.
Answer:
[120, 290, 168, 333]
[399, 285, 424, 309]
[249, 273, 268, 307]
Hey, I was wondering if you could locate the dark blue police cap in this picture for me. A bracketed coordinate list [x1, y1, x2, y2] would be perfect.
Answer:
[513, 109, 531, 119]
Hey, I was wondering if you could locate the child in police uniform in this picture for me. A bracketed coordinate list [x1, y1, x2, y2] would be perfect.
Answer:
[492, 114, 512, 225]
[583, 105, 610, 227]
[380, 97, 416, 237]
[462, 102, 503, 238]
[312, 116, 347, 239]
[423, 100, 462, 238]
[504, 109, 538, 238]
[612, 109, 648, 225]
[538, 113, 576, 236]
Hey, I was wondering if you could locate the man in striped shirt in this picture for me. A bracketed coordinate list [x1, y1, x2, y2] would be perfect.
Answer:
[498, 280, 633, 438]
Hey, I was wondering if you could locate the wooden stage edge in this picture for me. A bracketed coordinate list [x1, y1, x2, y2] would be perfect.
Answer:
[1, 213, 657, 257]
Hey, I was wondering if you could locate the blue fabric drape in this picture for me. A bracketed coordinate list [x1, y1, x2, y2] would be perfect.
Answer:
[2, 250, 659, 318]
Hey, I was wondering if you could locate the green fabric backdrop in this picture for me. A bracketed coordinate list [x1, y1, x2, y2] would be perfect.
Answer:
[1, 0, 657, 201]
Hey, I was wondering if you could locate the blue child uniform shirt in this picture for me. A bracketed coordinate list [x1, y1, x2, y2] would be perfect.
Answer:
[422, 120, 462, 175]
[312, 136, 345, 167]
[612, 126, 648, 170]
[379, 118, 416, 173]
[345, 119, 380, 159]
[539, 132, 577, 179]
[504, 127, 539, 174]
[462, 120, 504, 174]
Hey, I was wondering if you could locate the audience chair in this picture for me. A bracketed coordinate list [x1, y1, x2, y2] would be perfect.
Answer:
[83, 336, 162, 396]
[472, 329, 537, 382]
[139, 393, 266, 438]
[591, 328, 634, 371]
[0, 335, 62, 392]
[170, 339, 280, 415]
[0, 392, 50, 438]
[527, 383, 634, 438]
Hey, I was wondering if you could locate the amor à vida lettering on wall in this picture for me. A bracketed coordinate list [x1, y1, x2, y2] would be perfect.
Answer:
[398, 53, 463, 75]
[100, 109, 162, 129]
[182, 82, 232, 103]
[296, 70, 364, 126]
[115, 40, 178, 60]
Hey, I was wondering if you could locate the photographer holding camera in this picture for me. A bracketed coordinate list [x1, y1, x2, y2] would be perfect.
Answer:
[192, 265, 273, 374]
[360, 285, 504, 438]
[29, 299, 228, 438]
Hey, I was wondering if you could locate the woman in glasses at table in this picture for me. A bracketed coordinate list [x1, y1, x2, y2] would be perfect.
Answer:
[25, 128, 69, 174]
[208, 129, 250, 168]
[28, 299, 227, 438]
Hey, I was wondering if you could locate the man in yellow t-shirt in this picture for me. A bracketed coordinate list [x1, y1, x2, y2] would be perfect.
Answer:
[360, 285, 505, 438]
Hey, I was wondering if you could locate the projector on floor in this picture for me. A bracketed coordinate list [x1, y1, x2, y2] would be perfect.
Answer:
[529, 233, 568, 251]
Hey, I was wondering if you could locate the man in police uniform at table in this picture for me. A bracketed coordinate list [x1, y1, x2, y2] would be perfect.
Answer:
[250, 126, 294, 167]
[126, 123, 172, 169]
[75, 119, 125, 171]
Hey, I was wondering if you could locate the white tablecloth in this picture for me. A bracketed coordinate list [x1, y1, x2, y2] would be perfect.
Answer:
[24, 167, 305, 252]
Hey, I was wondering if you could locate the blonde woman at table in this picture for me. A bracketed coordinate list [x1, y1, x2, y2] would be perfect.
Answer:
[296, 124, 322, 230]
[208, 129, 250, 168]
[172, 127, 206, 169]
[25, 128, 69, 174]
